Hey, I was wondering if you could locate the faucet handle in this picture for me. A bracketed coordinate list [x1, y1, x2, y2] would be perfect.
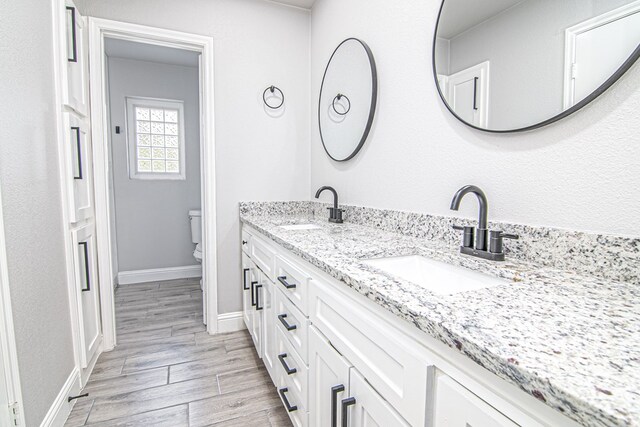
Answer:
[502, 233, 519, 240]
[489, 231, 519, 254]
[453, 225, 474, 248]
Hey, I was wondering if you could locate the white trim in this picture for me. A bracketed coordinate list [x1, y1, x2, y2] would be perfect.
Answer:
[39, 368, 81, 427]
[0, 185, 24, 426]
[88, 18, 218, 349]
[217, 311, 246, 333]
[563, 0, 640, 109]
[117, 265, 203, 285]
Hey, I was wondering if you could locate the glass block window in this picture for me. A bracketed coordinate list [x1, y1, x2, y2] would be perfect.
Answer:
[126, 97, 185, 180]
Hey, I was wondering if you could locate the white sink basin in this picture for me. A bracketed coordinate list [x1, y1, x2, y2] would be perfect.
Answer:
[280, 224, 322, 231]
[362, 255, 507, 295]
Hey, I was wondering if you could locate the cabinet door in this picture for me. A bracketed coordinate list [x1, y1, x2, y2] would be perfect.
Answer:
[64, 0, 89, 116]
[71, 223, 102, 371]
[345, 369, 409, 427]
[65, 113, 94, 223]
[309, 326, 351, 427]
[250, 271, 264, 357]
[241, 254, 253, 331]
[262, 277, 276, 378]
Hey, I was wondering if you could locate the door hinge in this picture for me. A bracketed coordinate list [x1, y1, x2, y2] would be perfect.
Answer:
[9, 402, 21, 427]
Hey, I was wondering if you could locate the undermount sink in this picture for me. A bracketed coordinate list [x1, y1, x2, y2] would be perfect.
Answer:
[280, 224, 322, 231]
[362, 255, 507, 295]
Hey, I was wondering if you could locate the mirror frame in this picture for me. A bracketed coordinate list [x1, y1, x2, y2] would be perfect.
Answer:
[432, 0, 640, 133]
[319, 37, 378, 161]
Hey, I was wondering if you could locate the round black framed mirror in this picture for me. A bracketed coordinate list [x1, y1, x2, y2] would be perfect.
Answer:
[319, 38, 378, 161]
[432, 0, 640, 133]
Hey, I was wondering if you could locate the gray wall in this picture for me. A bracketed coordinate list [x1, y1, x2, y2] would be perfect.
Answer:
[0, 0, 76, 425]
[76, 0, 311, 314]
[310, 0, 640, 237]
[448, 0, 631, 129]
[108, 57, 201, 272]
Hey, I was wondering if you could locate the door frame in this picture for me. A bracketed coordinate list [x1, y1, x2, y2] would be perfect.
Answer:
[0, 184, 25, 425]
[563, 0, 640, 109]
[88, 18, 218, 349]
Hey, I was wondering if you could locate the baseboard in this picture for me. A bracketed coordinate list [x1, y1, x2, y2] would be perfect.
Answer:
[117, 265, 202, 285]
[217, 311, 246, 333]
[39, 367, 80, 427]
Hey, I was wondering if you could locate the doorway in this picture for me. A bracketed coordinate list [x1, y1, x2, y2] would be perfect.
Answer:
[88, 19, 217, 350]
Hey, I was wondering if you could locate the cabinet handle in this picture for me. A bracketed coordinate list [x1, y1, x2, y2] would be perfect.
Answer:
[242, 268, 249, 290]
[331, 385, 345, 427]
[277, 275, 296, 289]
[78, 241, 90, 292]
[473, 76, 479, 111]
[242, 240, 248, 245]
[250, 281, 258, 306]
[277, 314, 297, 331]
[71, 127, 82, 179]
[341, 397, 356, 427]
[278, 387, 298, 412]
[278, 353, 297, 375]
[65, 6, 77, 62]
[255, 284, 263, 310]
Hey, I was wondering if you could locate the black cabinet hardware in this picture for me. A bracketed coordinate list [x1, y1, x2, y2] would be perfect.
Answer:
[67, 393, 88, 402]
[341, 397, 356, 427]
[277, 276, 296, 289]
[66, 6, 77, 62]
[242, 240, 248, 245]
[71, 126, 82, 180]
[250, 281, 258, 306]
[255, 284, 263, 310]
[278, 353, 297, 375]
[473, 77, 479, 111]
[79, 241, 90, 291]
[331, 384, 345, 427]
[243, 268, 250, 290]
[278, 387, 298, 412]
[278, 314, 297, 331]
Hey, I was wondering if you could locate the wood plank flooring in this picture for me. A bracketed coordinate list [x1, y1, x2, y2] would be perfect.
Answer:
[66, 278, 291, 427]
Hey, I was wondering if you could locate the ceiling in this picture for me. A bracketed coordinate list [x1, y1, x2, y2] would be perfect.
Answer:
[267, 0, 316, 9]
[104, 38, 200, 67]
[437, 0, 524, 39]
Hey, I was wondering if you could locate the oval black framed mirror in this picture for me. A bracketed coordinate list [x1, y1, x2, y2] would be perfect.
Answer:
[319, 38, 378, 161]
[433, 0, 640, 133]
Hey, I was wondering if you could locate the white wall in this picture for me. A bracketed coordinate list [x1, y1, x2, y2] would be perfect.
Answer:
[0, 0, 76, 425]
[108, 57, 201, 272]
[310, 0, 640, 237]
[76, 0, 311, 313]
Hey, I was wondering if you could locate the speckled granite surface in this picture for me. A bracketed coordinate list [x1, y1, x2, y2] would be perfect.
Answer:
[239, 201, 640, 427]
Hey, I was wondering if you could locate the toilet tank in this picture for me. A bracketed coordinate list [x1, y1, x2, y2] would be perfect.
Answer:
[189, 210, 202, 244]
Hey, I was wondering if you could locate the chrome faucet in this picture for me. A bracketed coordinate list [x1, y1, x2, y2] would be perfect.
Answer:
[315, 186, 343, 223]
[450, 185, 518, 261]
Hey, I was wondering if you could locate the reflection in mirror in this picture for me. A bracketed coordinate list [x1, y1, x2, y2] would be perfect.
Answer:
[319, 38, 377, 161]
[433, 0, 640, 132]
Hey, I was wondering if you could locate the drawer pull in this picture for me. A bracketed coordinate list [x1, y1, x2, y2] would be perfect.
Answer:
[277, 275, 296, 289]
[331, 385, 345, 427]
[341, 397, 356, 427]
[278, 387, 298, 412]
[278, 314, 297, 331]
[255, 284, 263, 311]
[242, 240, 248, 245]
[278, 353, 297, 375]
[243, 268, 250, 290]
[250, 281, 258, 306]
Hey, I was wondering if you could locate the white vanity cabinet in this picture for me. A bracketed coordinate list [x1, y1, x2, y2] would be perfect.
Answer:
[240, 224, 581, 427]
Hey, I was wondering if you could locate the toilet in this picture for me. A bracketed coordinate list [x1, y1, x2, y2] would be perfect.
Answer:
[189, 210, 203, 288]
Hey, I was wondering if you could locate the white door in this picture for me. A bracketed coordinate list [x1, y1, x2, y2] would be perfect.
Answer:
[65, 113, 94, 223]
[309, 326, 352, 427]
[345, 369, 409, 427]
[72, 223, 102, 373]
[564, 2, 640, 108]
[446, 61, 490, 128]
[243, 257, 256, 332]
[261, 278, 276, 377]
[64, 0, 89, 116]
[250, 271, 264, 357]
[0, 347, 10, 427]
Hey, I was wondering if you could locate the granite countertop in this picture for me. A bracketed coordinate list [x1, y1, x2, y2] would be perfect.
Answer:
[240, 211, 640, 427]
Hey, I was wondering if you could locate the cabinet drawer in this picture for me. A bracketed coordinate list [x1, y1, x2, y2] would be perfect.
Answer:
[434, 374, 518, 427]
[275, 287, 309, 364]
[277, 378, 308, 427]
[241, 229, 252, 255]
[309, 279, 428, 427]
[275, 255, 310, 315]
[250, 235, 276, 280]
[276, 327, 308, 405]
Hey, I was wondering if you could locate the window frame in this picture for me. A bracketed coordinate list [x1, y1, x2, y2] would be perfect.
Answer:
[125, 96, 186, 180]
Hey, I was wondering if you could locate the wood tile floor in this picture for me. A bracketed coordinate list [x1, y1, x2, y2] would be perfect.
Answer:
[65, 278, 291, 427]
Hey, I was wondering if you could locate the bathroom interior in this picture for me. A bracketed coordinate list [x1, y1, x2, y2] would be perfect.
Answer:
[0, 0, 638, 426]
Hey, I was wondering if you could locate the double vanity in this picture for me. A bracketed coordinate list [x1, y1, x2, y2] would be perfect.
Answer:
[238, 201, 639, 427]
